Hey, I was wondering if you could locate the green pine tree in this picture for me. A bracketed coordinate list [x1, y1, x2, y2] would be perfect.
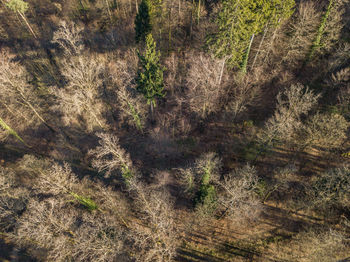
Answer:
[207, 0, 294, 71]
[136, 34, 165, 116]
[135, 0, 152, 43]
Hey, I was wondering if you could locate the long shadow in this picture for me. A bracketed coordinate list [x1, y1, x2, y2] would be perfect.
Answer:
[177, 247, 226, 262]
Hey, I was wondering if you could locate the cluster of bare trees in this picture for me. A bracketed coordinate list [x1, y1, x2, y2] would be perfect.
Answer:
[0, 0, 350, 260]
[0, 152, 178, 261]
[254, 82, 348, 156]
[90, 132, 179, 261]
[51, 22, 109, 131]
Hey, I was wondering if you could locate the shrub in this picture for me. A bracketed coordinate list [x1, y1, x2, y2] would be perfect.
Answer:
[216, 165, 261, 223]
[257, 83, 319, 150]
[301, 113, 348, 150]
[311, 165, 350, 211]
[89, 132, 134, 182]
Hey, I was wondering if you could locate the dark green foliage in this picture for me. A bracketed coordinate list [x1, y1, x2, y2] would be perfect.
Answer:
[194, 155, 218, 213]
[195, 184, 216, 207]
[136, 33, 165, 107]
[135, 0, 152, 43]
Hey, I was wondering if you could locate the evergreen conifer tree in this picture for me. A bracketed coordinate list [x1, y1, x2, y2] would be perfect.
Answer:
[136, 34, 165, 116]
[207, 0, 294, 71]
[135, 0, 152, 43]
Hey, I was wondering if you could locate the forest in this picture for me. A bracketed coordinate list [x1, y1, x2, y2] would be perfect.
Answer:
[0, 0, 350, 261]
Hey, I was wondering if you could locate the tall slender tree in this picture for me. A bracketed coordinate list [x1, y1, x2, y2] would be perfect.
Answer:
[4, 0, 37, 38]
[136, 33, 165, 117]
[306, 0, 334, 62]
[207, 0, 294, 72]
[252, 0, 295, 69]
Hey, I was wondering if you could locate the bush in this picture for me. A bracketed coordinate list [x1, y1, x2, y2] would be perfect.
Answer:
[302, 113, 348, 150]
[216, 165, 261, 223]
[311, 165, 350, 212]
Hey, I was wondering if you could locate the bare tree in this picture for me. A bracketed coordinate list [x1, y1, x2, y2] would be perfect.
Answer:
[330, 66, 350, 117]
[89, 133, 133, 180]
[106, 50, 147, 131]
[310, 165, 350, 212]
[194, 152, 222, 182]
[128, 180, 179, 262]
[51, 21, 109, 131]
[225, 76, 261, 121]
[301, 113, 348, 150]
[31, 161, 78, 196]
[117, 85, 147, 132]
[216, 165, 261, 223]
[327, 43, 350, 73]
[177, 152, 221, 218]
[52, 20, 84, 56]
[257, 83, 320, 148]
[185, 52, 227, 119]
[52, 54, 108, 131]
[178, 152, 221, 193]
[0, 166, 29, 230]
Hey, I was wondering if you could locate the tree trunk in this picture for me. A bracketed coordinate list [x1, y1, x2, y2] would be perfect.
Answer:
[197, 0, 200, 25]
[105, 0, 112, 21]
[168, 3, 172, 53]
[264, 19, 281, 63]
[150, 101, 154, 123]
[251, 24, 269, 70]
[241, 33, 255, 74]
[218, 57, 226, 86]
[18, 11, 37, 39]
[18, 90, 56, 133]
